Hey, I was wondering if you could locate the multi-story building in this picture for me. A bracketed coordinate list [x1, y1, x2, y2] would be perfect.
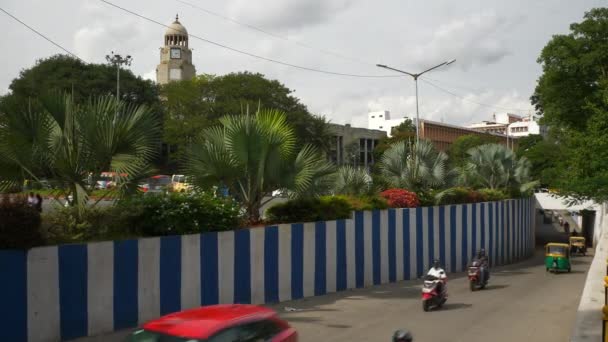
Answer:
[418, 119, 514, 152]
[469, 113, 547, 138]
[328, 123, 386, 167]
[367, 110, 514, 152]
[368, 110, 409, 137]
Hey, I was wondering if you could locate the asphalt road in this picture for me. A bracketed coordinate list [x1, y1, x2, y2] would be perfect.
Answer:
[74, 248, 589, 342]
[270, 249, 590, 342]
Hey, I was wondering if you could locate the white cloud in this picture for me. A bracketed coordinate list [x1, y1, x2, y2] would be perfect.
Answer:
[410, 10, 514, 70]
[227, 0, 353, 31]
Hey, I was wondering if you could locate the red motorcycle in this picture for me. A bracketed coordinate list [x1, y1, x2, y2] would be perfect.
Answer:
[421, 275, 447, 312]
[468, 260, 486, 291]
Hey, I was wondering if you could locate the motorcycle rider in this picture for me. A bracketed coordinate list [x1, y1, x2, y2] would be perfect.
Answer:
[393, 329, 413, 342]
[474, 249, 489, 284]
[427, 259, 447, 295]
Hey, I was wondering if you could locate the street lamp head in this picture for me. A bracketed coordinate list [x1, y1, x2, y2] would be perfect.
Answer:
[376, 64, 387, 68]
[446, 59, 456, 65]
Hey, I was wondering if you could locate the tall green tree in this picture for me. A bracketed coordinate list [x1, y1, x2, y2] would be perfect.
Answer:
[532, 8, 608, 130]
[183, 109, 334, 223]
[515, 134, 561, 187]
[532, 8, 608, 201]
[4, 55, 160, 107]
[0, 94, 161, 209]
[162, 72, 333, 161]
[374, 119, 415, 158]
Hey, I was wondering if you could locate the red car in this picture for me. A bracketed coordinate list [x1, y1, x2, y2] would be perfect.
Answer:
[125, 304, 297, 342]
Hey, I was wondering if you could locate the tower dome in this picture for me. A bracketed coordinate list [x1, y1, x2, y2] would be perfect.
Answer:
[164, 14, 188, 47]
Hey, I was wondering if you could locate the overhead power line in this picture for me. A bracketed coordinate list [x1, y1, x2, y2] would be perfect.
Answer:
[420, 78, 533, 113]
[99, 0, 403, 78]
[0, 7, 84, 62]
[174, 0, 373, 67]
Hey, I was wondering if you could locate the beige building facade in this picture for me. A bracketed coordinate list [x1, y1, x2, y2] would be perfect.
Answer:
[156, 15, 196, 85]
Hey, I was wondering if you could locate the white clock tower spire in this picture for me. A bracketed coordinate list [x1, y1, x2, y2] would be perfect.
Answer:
[156, 14, 196, 84]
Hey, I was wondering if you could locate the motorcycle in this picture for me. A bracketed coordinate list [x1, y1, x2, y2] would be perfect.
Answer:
[421, 274, 447, 312]
[468, 260, 487, 291]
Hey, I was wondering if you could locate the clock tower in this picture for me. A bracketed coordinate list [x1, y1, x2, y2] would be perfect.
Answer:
[156, 15, 196, 85]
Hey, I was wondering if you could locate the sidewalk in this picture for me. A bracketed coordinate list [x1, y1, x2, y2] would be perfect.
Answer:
[571, 230, 607, 341]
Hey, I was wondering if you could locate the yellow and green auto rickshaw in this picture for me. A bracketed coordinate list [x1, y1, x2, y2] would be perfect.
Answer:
[569, 236, 587, 256]
[545, 243, 571, 273]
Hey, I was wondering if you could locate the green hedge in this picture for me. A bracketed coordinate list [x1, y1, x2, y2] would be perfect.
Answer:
[43, 191, 243, 244]
[0, 195, 44, 249]
[266, 196, 353, 223]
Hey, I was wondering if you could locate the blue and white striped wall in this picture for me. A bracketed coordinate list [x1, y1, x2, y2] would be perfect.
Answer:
[0, 198, 535, 342]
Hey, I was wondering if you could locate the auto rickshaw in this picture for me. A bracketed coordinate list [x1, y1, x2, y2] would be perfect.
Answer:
[545, 243, 571, 273]
[569, 236, 587, 256]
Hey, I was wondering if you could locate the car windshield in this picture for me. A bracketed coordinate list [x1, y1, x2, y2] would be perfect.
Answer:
[125, 329, 203, 342]
[174, 175, 186, 183]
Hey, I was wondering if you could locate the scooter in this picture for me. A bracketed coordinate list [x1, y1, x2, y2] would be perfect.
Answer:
[421, 275, 447, 312]
[468, 260, 487, 291]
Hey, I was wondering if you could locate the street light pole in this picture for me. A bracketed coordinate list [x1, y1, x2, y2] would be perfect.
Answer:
[105, 52, 132, 116]
[377, 59, 456, 143]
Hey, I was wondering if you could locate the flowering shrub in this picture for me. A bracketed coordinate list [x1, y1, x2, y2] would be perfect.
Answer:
[379, 189, 420, 208]
[120, 191, 243, 236]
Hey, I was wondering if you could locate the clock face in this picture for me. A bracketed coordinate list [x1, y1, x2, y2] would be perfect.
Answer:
[170, 48, 181, 59]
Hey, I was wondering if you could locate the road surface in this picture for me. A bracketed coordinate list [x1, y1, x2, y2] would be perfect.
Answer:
[75, 248, 589, 342]
[270, 249, 589, 342]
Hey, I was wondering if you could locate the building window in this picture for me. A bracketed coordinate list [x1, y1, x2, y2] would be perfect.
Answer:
[379, 115, 383, 118]
[371, 116, 375, 118]
[379, 126, 383, 129]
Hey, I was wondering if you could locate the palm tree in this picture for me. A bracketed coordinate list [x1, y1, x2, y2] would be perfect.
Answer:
[379, 140, 450, 193]
[184, 108, 334, 223]
[457, 144, 538, 193]
[0, 94, 161, 210]
[332, 165, 373, 196]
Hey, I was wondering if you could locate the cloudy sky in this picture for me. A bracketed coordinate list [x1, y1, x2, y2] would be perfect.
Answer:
[0, 0, 604, 127]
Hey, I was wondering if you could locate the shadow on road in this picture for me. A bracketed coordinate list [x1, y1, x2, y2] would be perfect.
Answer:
[482, 284, 509, 291]
[440, 303, 473, 311]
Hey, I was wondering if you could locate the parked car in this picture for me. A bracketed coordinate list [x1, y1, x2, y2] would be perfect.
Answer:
[171, 174, 193, 192]
[124, 304, 297, 342]
[95, 172, 128, 190]
[140, 175, 172, 194]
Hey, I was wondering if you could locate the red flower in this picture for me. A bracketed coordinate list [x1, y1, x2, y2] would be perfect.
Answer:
[380, 189, 420, 208]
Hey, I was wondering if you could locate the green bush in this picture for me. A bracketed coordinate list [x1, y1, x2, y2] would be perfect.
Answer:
[0, 194, 44, 249]
[266, 196, 352, 223]
[435, 187, 482, 205]
[478, 188, 507, 202]
[119, 191, 243, 236]
[42, 191, 243, 243]
[43, 206, 131, 244]
[418, 190, 438, 207]
[333, 195, 389, 211]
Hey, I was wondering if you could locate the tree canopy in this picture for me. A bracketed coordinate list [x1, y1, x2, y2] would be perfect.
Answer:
[162, 72, 333, 161]
[3, 55, 160, 107]
[374, 118, 416, 158]
[532, 8, 608, 130]
[531, 8, 608, 201]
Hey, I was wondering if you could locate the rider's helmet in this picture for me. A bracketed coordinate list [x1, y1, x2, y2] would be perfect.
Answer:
[393, 329, 413, 342]
[478, 248, 486, 258]
[432, 259, 441, 269]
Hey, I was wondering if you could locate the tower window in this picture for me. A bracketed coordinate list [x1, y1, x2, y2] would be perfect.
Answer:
[379, 115, 383, 117]
[371, 116, 375, 118]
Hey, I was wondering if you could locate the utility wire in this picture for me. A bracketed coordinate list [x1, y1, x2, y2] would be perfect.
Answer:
[421, 78, 533, 113]
[0, 7, 84, 62]
[174, 0, 373, 67]
[99, 0, 403, 78]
